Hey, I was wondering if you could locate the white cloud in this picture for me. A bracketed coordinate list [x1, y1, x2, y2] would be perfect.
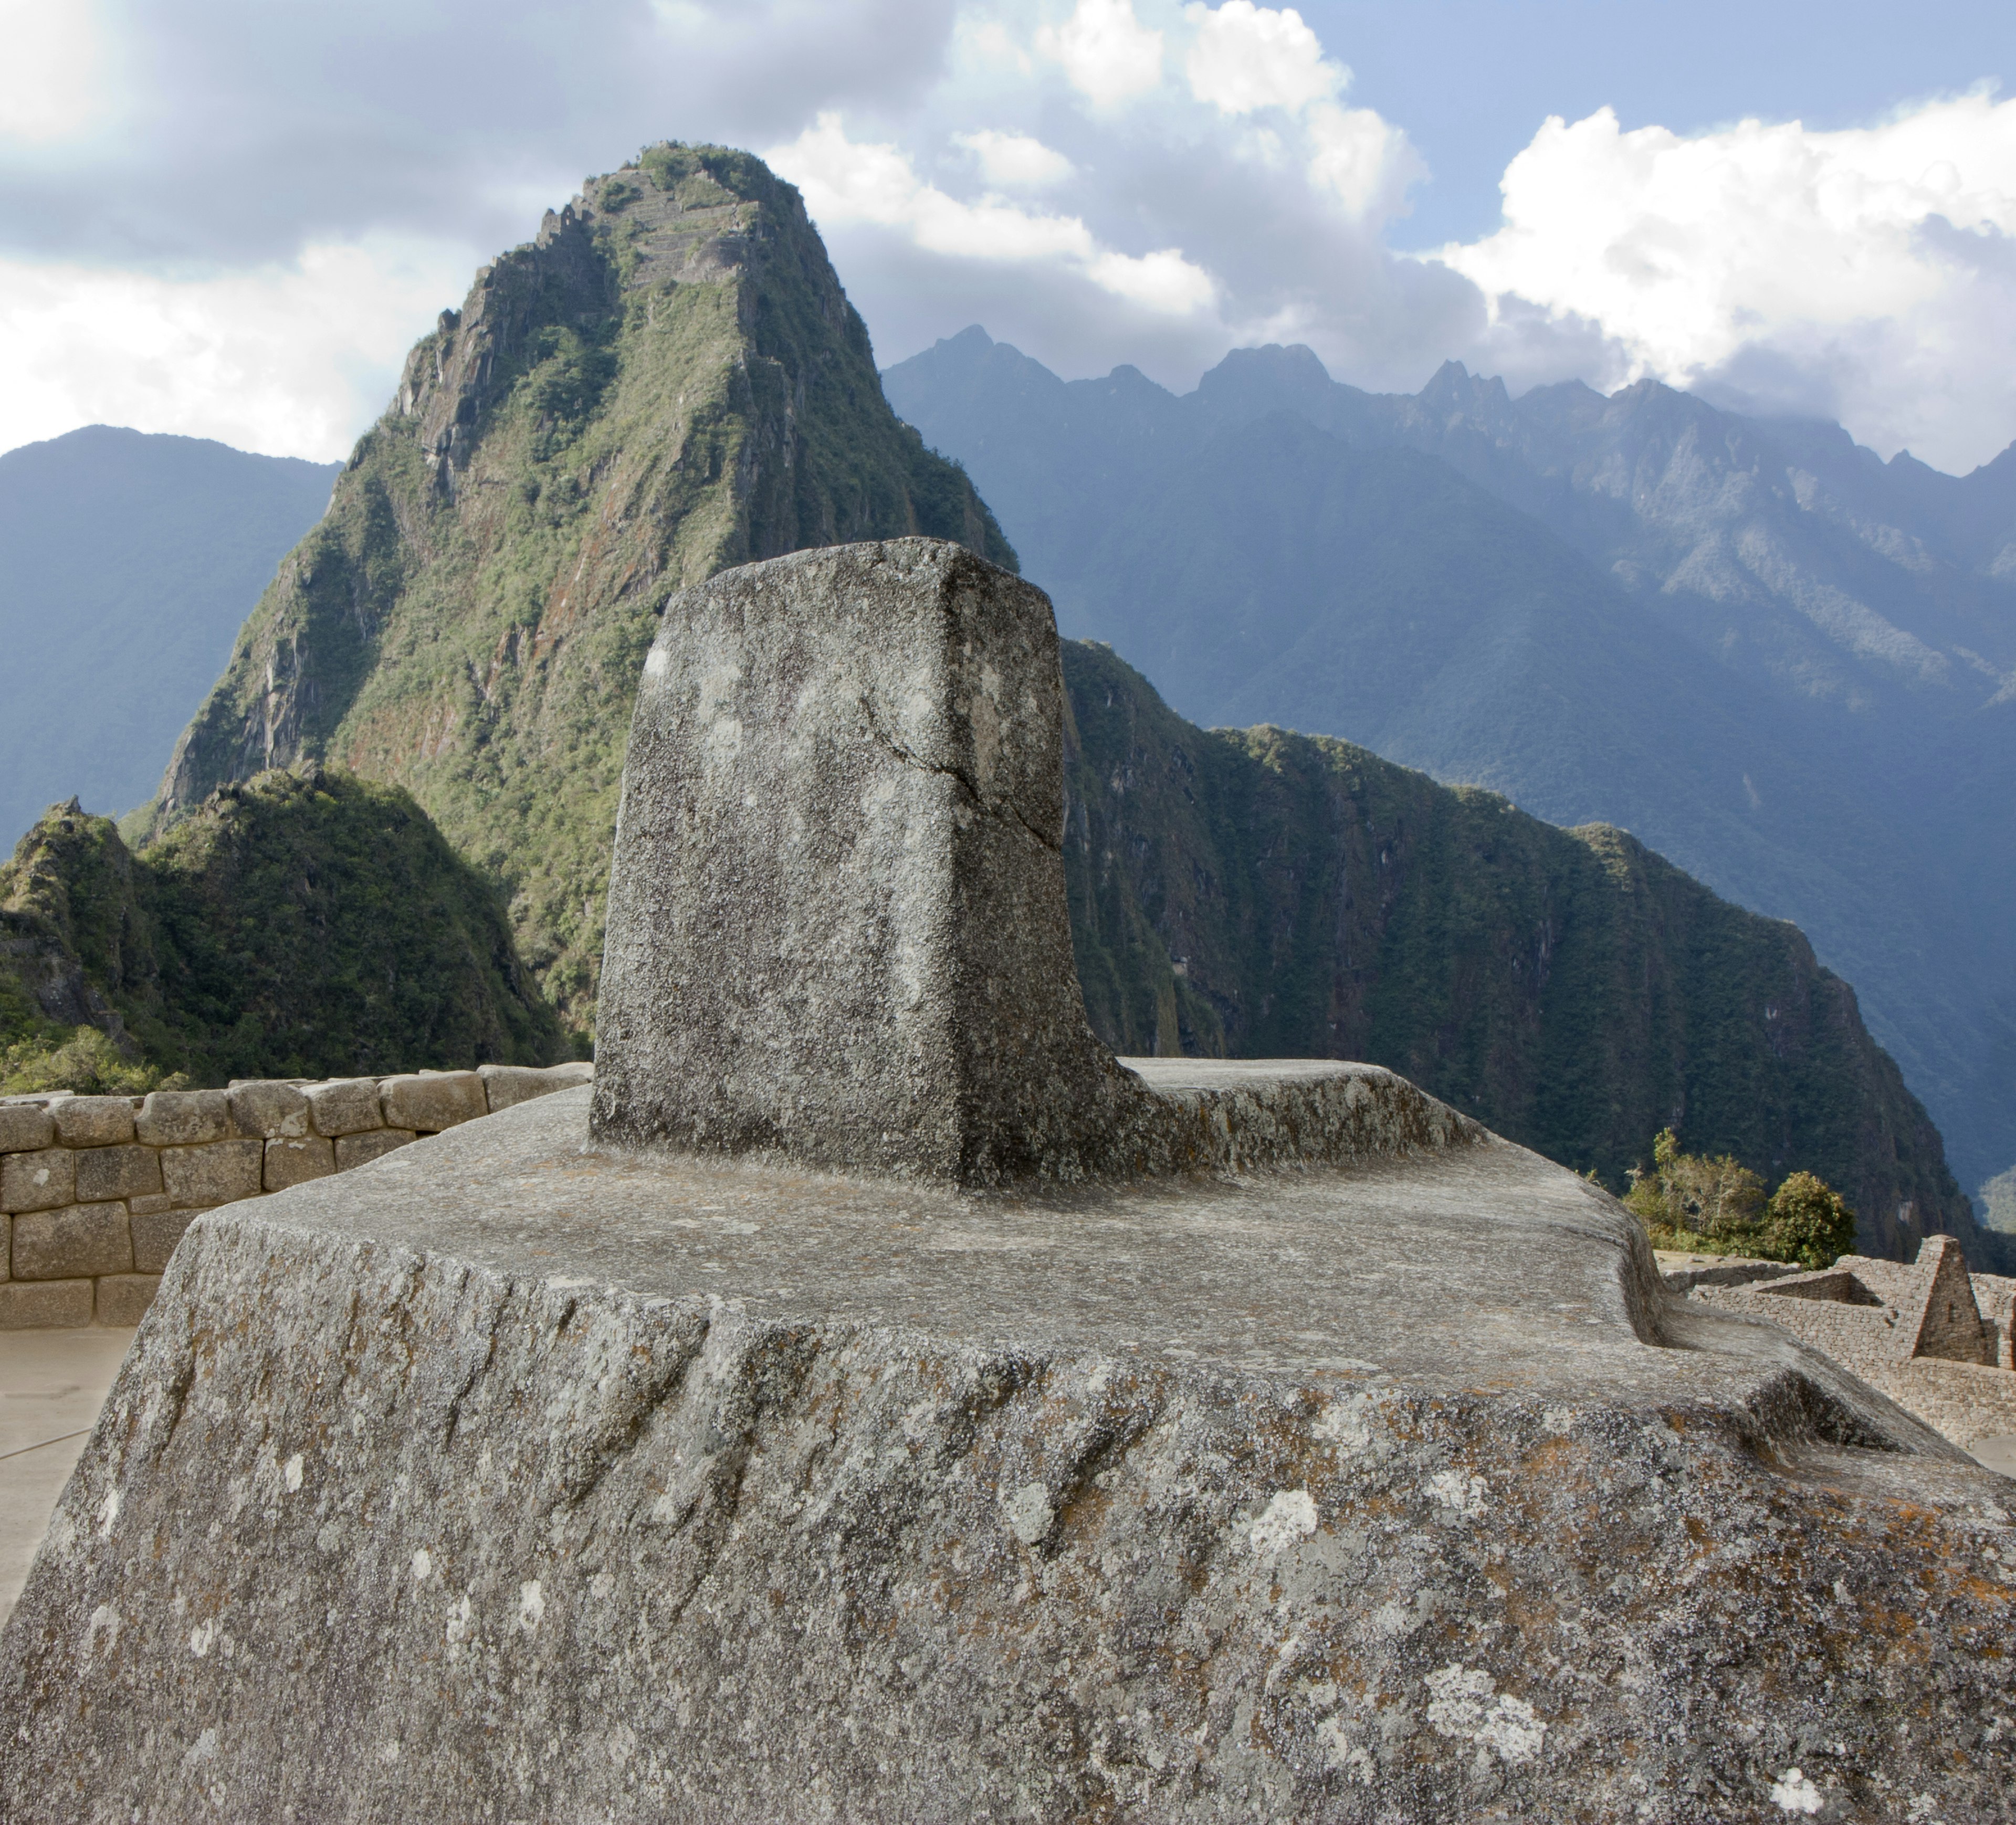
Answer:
[1306, 102, 1419, 219]
[0, 0, 111, 143]
[954, 128, 1074, 188]
[965, 18, 1034, 73]
[1183, 2, 1340, 117]
[1034, 0, 1163, 108]
[772, 111, 1212, 310]
[0, 237, 477, 461]
[1, 0, 2003, 480]
[1086, 245, 1217, 312]
[1436, 91, 2016, 471]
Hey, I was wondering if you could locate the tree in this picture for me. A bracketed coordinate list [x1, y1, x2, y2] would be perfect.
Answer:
[1624, 1130, 1851, 1268]
[1760, 1171, 1857, 1270]
[1624, 1128, 1763, 1249]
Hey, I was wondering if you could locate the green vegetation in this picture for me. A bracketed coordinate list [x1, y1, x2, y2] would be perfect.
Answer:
[2, 1027, 180, 1096]
[144, 145, 1013, 1035]
[1, 773, 564, 1089]
[1760, 1172, 1861, 1270]
[1059, 639, 1986, 1265]
[1623, 1131, 1857, 1269]
[93, 146, 1986, 1271]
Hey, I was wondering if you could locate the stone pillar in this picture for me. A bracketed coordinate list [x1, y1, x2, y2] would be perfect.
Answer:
[592, 539, 1152, 1184]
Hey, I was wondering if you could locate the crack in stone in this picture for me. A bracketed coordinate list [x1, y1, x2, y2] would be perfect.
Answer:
[858, 698, 1062, 855]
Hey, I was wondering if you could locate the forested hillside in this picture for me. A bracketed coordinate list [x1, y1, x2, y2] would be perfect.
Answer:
[1059, 641, 1986, 1265]
[2, 774, 562, 1089]
[139, 144, 1013, 1028]
[51, 149, 1983, 1265]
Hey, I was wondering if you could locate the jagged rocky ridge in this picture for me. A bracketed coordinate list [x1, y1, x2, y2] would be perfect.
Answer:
[884, 328, 2016, 1216]
[144, 145, 1014, 1024]
[100, 151, 1981, 1261]
[1058, 641, 1984, 1266]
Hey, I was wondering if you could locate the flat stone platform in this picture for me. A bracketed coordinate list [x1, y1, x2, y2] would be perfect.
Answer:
[140, 1080, 1948, 1420]
[4, 1084, 2011, 1823]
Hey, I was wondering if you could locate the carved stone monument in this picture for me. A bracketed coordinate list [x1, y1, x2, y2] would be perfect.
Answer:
[1, 540, 2009, 1822]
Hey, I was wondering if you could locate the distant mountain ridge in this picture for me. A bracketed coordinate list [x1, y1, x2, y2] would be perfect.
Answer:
[0, 427, 339, 850]
[883, 328, 2016, 1215]
[24, 151, 1984, 1264]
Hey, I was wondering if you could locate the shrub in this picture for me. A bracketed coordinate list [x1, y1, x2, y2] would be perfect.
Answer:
[1625, 1127, 1764, 1248]
[0, 1025, 181, 1096]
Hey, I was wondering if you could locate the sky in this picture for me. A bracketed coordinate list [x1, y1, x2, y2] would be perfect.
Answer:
[1, 0, 2012, 473]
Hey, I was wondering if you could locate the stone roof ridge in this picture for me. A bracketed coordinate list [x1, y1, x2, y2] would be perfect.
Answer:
[1900, 1232, 1990, 1364]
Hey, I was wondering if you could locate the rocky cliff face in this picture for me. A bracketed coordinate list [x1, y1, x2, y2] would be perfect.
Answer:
[1059, 641, 1986, 1266]
[148, 146, 1013, 1025]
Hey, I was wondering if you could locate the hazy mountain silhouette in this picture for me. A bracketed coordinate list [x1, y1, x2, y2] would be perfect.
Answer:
[0, 426, 339, 848]
[885, 328, 2016, 1211]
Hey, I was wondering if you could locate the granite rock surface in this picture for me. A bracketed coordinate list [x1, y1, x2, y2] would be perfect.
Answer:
[592, 539, 1159, 1183]
[2, 1088, 2011, 1823]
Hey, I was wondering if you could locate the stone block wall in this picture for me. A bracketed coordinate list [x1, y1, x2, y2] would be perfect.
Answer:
[0, 1063, 591, 1328]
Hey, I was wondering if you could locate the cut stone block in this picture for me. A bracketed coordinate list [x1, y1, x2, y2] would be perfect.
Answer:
[0, 1277, 91, 1328]
[0, 1104, 55, 1153]
[229, 1081, 311, 1140]
[135, 1089, 234, 1147]
[1, 1211, 7, 1281]
[479, 1062, 594, 1112]
[131, 1206, 204, 1274]
[335, 1129, 415, 1171]
[265, 1136, 337, 1191]
[1, 1148, 75, 1215]
[161, 1139, 264, 1209]
[10, 1201, 131, 1280]
[304, 1078, 384, 1137]
[593, 541, 1158, 1183]
[94, 1274, 162, 1326]
[380, 1072, 486, 1134]
[50, 1096, 136, 1147]
[74, 1143, 163, 1204]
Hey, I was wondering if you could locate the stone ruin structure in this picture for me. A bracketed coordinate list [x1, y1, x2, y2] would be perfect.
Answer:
[0, 1065, 590, 1328]
[1679, 1237, 2016, 1455]
[1, 539, 2011, 1822]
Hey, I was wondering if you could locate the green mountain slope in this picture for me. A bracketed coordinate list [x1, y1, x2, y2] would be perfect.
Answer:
[1059, 640, 1983, 1265]
[2, 772, 562, 1087]
[145, 145, 1012, 1026]
[0, 427, 338, 850]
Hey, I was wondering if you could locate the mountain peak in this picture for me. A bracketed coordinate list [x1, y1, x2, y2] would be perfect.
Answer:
[148, 143, 1014, 1028]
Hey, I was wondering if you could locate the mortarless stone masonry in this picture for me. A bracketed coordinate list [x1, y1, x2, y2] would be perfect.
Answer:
[2, 541, 2011, 1822]
[1689, 1236, 2016, 1451]
[0, 1062, 591, 1327]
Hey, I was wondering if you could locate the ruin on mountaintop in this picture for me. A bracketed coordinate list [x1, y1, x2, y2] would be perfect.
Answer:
[3, 540, 2010, 1824]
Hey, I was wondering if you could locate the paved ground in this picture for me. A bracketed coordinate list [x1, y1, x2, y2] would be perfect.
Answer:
[2, 1327, 135, 1626]
[1976, 1433, 2016, 1474]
